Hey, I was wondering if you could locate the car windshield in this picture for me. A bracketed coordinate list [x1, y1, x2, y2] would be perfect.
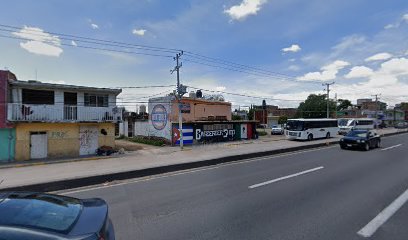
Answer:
[0, 192, 82, 233]
[346, 131, 367, 138]
[286, 121, 304, 131]
[272, 125, 278, 128]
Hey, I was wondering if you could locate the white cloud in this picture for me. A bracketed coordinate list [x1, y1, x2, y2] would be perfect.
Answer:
[384, 13, 408, 29]
[132, 29, 146, 36]
[71, 40, 77, 47]
[282, 44, 301, 53]
[287, 65, 300, 71]
[91, 23, 99, 29]
[298, 60, 350, 81]
[224, 0, 267, 21]
[215, 86, 226, 91]
[365, 52, 393, 62]
[12, 26, 63, 57]
[345, 66, 374, 79]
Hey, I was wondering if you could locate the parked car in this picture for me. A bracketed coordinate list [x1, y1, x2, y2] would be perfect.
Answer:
[339, 129, 381, 151]
[395, 122, 408, 129]
[0, 192, 115, 240]
[271, 125, 284, 135]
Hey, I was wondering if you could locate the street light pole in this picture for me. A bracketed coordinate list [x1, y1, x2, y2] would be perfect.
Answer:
[322, 82, 335, 118]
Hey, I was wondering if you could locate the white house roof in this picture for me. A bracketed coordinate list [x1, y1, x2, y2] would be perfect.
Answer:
[10, 80, 122, 95]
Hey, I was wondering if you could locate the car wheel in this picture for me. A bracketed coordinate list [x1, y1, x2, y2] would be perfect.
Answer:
[326, 132, 330, 139]
[364, 143, 370, 151]
[308, 134, 313, 141]
[340, 145, 346, 149]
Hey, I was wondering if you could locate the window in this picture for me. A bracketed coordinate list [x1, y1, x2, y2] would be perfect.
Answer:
[64, 92, 77, 105]
[22, 89, 54, 104]
[84, 93, 108, 107]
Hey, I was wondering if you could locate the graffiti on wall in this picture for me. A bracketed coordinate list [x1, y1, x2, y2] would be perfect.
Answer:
[79, 129, 97, 147]
[50, 131, 68, 139]
[195, 124, 236, 143]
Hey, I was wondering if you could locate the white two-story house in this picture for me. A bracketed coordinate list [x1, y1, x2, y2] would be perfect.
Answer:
[5, 76, 122, 161]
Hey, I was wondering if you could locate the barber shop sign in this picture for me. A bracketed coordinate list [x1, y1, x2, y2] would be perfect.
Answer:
[151, 104, 168, 130]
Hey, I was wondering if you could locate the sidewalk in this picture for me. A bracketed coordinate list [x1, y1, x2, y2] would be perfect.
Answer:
[0, 128, 406, 191]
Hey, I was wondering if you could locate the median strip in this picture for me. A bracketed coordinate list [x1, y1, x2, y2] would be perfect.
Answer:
[248, 166, 324, 189]
[357, 187, 408, 238]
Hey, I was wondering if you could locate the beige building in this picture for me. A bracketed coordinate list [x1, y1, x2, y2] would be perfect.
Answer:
[170, 97, 231, 122]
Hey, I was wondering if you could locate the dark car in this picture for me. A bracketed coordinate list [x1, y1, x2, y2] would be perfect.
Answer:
[339, 130, 381, 151]
[0, 192, 114, 240]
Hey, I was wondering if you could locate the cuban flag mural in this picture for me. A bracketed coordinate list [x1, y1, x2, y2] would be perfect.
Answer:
[173, 125, 194, 145]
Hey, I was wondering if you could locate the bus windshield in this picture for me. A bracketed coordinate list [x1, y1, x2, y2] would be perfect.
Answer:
[286, 121, 304, 131]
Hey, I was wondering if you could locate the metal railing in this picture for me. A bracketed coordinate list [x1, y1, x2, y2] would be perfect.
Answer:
[7, 103, 122, 122]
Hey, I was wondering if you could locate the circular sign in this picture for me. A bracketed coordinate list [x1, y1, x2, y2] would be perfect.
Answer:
[151, 104, 168, 130]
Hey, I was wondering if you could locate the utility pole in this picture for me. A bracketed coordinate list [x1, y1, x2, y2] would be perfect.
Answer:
[371, 94, 381, 127]
[171, 51, 186, 150]
[322, 82, 335, 118]
[334, 93, 338, 118]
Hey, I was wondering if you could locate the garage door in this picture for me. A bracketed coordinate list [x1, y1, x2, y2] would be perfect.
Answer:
[79, 126, 98, 155]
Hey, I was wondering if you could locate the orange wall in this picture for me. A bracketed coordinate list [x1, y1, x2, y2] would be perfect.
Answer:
[170, 98, 231, 122]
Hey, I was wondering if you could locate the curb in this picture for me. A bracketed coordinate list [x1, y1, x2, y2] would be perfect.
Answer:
[0, 155, 111, 170]
[1, 130, 407, 192]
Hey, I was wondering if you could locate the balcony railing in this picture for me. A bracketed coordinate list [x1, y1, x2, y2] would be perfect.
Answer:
[7, 103, 122, 122]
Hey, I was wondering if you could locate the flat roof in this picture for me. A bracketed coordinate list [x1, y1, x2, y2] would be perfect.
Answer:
[10, 80, 122, 95]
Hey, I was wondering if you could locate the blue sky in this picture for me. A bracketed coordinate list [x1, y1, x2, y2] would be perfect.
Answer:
[0, 0, 408, 109]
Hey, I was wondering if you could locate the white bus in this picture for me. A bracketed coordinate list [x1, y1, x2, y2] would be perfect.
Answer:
[338, 118, 375, 135]
[285, 118, 339, 140]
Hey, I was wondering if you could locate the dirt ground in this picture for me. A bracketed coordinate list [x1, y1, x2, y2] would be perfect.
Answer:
[115, 139, 156, 151]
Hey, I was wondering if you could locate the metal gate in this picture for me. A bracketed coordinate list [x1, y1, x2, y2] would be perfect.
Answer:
[0, 128, 15, 162]
[30, 132, 48, 159]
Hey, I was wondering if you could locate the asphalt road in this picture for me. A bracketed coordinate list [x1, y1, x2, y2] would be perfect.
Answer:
[64, 133, 408, 240]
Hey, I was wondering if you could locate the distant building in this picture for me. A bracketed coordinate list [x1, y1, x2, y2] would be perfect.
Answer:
[254, 104, 297, 127]
[0, 70, 122, 161]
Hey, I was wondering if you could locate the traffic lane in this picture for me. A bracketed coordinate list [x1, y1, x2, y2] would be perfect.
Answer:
[65, 134, 408, 239]
[67, 142, 408, 240]
[370, 202, 408, 240]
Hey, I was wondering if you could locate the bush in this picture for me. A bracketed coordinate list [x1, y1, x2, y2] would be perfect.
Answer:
[257, 131, 267, 136]
[129, 136, 169, 146]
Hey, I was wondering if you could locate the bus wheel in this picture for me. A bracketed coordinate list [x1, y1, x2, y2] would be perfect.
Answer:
[308, 134, 313, 141]
[326, 132, 330, 139]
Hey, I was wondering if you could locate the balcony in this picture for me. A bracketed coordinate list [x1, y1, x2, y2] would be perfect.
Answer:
[7, 103, 122, 122]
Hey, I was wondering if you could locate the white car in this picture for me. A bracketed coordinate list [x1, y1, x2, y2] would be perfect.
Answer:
[271, 125, 284, 135]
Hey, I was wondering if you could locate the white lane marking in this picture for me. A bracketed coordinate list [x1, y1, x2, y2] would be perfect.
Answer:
[357, 187, 408, 238]
[381, 144, 402, 151]
[57, 147, 335, 195]
[248, 166, 324, 189]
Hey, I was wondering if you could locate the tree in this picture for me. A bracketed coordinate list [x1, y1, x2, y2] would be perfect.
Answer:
[248, 105, 255, 120]
[232, 114, 243, 120]
[296, 94, 336, 118]
[278, 116, 288, 124]
[400, 102, 408, 110]
[337, 99, 352, 111]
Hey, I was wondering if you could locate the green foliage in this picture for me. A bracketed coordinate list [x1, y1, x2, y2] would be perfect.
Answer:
[257, 131, 267, 136]
[296, 94, 336, 118]
[232, 114, 243, 120]
[400, 102, 408, 110]
[278, 116, 288, 124]
[337, 99, 352, 111]
[130, 136, 168, 146]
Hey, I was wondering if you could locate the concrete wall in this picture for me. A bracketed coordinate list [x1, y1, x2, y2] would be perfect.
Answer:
[15, 122, 115, 161]
[170, 98, 232, 122]
[0, 71, 16, 128]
